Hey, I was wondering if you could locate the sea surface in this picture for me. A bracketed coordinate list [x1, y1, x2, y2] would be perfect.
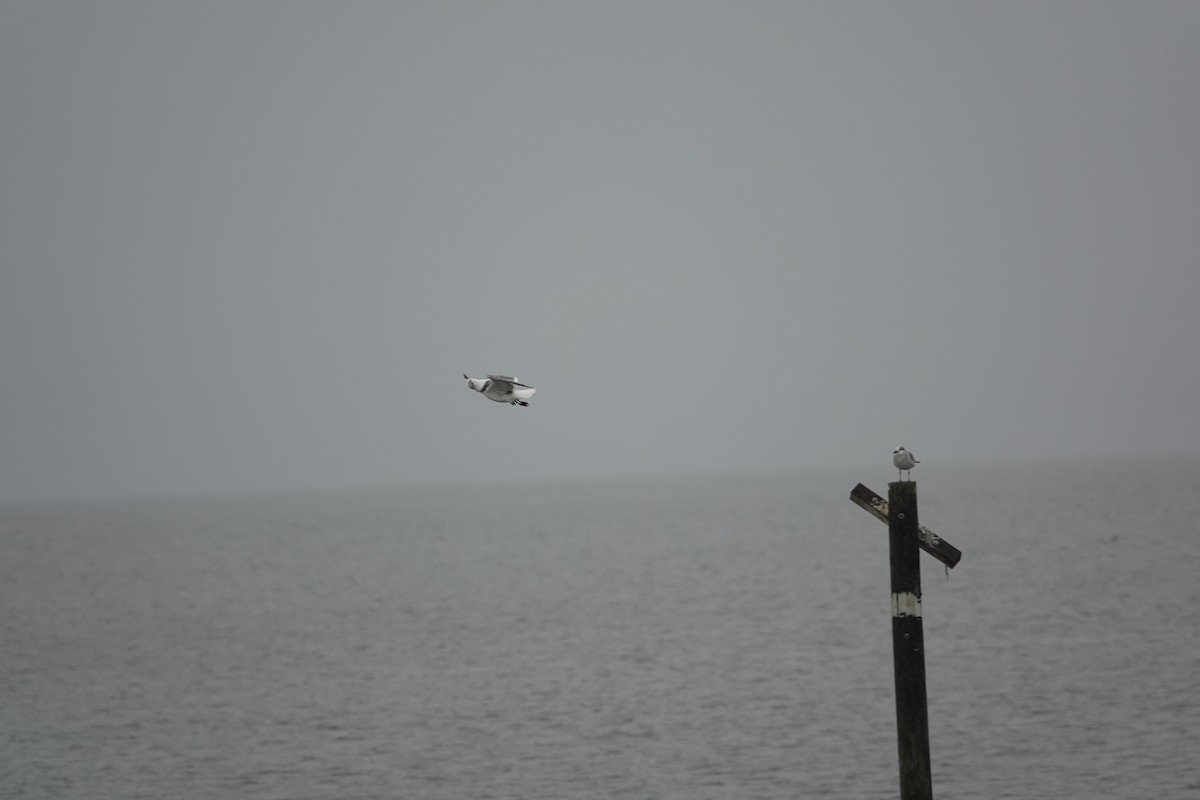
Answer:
[3, 456, 1199, 799]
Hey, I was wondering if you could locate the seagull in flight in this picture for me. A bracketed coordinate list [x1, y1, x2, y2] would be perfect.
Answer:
[892, 446, 919, 481]
[464, 374, 536, 407]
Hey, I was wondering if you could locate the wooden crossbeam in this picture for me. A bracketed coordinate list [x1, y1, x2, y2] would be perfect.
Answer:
[850, 483, 962, 569]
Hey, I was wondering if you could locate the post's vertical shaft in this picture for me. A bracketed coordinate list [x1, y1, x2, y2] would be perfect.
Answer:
[889, 481, 932, 800]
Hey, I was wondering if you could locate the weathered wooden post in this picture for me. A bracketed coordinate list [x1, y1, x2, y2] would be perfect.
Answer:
[889, 481, 930, 800]
[850, 481, 960, 800]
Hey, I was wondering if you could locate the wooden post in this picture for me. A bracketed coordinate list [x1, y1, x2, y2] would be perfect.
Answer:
[850, 480, 960, 798]
[889, 481, 932, 800]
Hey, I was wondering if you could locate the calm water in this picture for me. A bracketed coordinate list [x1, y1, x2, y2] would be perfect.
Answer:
[3, 457, 1199, 799]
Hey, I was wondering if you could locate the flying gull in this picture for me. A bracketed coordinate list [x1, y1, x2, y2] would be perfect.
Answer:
[464, 374, 536, 407]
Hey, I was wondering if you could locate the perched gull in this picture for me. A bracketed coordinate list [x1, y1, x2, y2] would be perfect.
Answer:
[892, 446, 919, 481]
[464, 374, 536, 407]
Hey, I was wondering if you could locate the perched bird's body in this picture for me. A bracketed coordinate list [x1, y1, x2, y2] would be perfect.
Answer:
[464, 374, 536, 406]
[892, 446, 919, 481]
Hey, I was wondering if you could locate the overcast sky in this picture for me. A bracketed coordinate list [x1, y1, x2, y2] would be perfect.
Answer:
[2, 3, 1198, 503]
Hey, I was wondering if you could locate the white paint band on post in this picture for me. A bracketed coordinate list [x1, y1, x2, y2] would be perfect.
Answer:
[892, 591, 923, 618]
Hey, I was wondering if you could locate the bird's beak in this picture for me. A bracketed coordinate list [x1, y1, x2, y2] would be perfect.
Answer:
[463, 374, 470, 380]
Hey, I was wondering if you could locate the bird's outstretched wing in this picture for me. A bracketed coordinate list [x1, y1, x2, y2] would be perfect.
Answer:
[488, 374, 531, 388]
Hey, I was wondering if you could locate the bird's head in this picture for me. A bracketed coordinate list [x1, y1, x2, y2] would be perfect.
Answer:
[465, 375, 479, 391]
[893, 446, 905, 454]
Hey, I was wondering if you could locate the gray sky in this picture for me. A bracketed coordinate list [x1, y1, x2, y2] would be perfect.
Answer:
[2, 2, 1198, 503]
